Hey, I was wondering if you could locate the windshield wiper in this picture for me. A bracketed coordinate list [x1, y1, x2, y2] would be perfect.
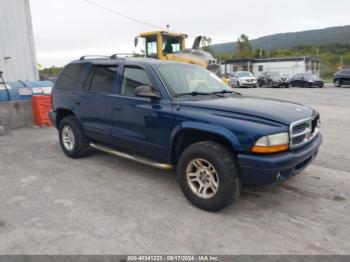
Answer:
[175, 91, 212, 97]
[175, 90, 241, 98]
[212, 90, 241, 95]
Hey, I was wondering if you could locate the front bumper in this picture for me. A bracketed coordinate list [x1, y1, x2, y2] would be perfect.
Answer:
[241, 82, 257, 87]
[237, 134, 322, 185]
[272, 81, 289, 87]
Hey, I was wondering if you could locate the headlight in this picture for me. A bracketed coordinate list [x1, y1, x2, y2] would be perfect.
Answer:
[251, 132, 289, 154]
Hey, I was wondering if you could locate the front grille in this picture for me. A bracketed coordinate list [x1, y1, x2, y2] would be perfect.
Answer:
[290, 115, 320, 149]
[293, 122, 308, 134]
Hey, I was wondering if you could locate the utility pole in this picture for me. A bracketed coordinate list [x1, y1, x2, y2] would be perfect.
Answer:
[268, 36, 271, 60]
[268, 36, 271, 70]
[340, 55, 344, 70]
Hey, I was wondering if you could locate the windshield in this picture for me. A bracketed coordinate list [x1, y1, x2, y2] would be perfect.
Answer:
[163, 36, 181, 55]
[237, 71, 253, 77]
[305, 74, 319, 80]
[154, 63, 232, 97]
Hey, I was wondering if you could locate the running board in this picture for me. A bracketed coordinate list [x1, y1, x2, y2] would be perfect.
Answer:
[89, 142, 174, 170]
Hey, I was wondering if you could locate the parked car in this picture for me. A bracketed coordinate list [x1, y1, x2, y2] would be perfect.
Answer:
[258, 72, 290, 88]
[50, 57, 322, 211]
[333, 69, 350, 87]
[229, 71, 257, 88]
[290, 74, 324, 88]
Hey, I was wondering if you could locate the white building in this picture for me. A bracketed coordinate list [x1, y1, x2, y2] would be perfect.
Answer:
[220, 57, 321, 77]
[0, 0, 38, 82]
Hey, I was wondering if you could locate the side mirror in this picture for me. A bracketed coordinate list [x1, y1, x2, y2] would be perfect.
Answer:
[135, 86, 161, 99]
[134, 37, 139, 47]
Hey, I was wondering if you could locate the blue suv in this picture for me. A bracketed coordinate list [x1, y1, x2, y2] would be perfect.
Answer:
[50, 56, 322, 211]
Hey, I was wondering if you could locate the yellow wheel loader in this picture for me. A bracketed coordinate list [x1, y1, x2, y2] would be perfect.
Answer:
[135, 31, 220, 74]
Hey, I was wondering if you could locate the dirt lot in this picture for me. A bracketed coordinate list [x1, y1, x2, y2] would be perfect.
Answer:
[0, 85, 349, 254]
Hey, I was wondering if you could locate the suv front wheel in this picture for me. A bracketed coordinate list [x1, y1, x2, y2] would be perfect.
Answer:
[177, 141, 241, 211]
[59, 116, 90, 158]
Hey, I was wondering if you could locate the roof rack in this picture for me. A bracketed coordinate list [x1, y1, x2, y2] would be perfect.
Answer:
[79, 55, 110, 61]
[110, 53, 145, 59]
[79, 53, 146, 61]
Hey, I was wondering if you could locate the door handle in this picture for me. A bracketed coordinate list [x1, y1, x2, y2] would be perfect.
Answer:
[114, 106, 122, 112]
[75, 102, 81, 106]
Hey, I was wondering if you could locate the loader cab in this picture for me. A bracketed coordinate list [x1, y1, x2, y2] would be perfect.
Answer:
[136, 31, 187, 60]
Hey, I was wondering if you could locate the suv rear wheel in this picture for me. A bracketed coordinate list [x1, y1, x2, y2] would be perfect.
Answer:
[59, 116, 90, 158]
[177, 141, 241, 211]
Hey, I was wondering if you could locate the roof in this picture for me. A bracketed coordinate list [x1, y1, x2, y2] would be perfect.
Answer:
[222, 56, 321, 64]
[69, 56, 190, 67]
[139, 31, 187, 37]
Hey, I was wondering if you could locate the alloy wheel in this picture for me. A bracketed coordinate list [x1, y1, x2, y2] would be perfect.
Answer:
[62, 126, 75, 151]
[186, 158, 219, 199]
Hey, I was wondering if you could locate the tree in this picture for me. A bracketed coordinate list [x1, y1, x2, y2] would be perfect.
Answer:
[215, 52, 234, 61]
[235, 34, 253, 58]
[39, 66, 63, 78]
[254, 49, 267, 59]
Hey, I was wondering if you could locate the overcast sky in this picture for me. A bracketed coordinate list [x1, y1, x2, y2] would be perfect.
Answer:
[30, 0, 350, 67]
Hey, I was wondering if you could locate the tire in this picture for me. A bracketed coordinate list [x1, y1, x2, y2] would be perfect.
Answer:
[59, 116, 90, 158]
[285, 84, 290, 88]
[237, 81, 240, 88]
[177, 141, 241, 212]
[334, 79, 341, 87]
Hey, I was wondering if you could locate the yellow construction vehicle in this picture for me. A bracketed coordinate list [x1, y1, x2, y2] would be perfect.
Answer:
[135, 31, 220, 74]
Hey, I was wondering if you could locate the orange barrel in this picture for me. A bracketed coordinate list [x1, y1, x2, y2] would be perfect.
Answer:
[31, 95, 52, 126]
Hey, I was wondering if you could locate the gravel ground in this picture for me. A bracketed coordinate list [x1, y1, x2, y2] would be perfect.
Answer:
[0, 85, 349, 255]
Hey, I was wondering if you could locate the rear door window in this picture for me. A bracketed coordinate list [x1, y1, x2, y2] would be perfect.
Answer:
[56, 64, 85, 90]
[86, 66, 117, 93]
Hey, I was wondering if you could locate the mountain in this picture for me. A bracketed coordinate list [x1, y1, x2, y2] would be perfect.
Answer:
[210, 25, 350, 54]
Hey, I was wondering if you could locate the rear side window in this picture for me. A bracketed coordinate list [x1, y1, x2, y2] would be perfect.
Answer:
[339, 70, 350, 75]
[121, 67, 152, 97]
[89, 66, 117, 93]
[56, 64, 85, 90]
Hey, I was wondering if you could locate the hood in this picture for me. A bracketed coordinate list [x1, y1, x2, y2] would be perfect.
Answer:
[175, 96, 314, 125]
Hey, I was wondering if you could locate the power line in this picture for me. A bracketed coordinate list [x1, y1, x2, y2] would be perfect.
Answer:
[82, 0, 166, 30]
[82, 0, 234, 44]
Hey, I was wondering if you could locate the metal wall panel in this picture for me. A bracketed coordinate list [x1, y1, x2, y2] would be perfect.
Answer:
[0, 0, 38, 82]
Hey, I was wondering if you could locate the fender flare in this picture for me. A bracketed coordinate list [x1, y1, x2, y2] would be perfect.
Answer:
[169, 121, 241, 161]
[56, 107, 83, 127]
